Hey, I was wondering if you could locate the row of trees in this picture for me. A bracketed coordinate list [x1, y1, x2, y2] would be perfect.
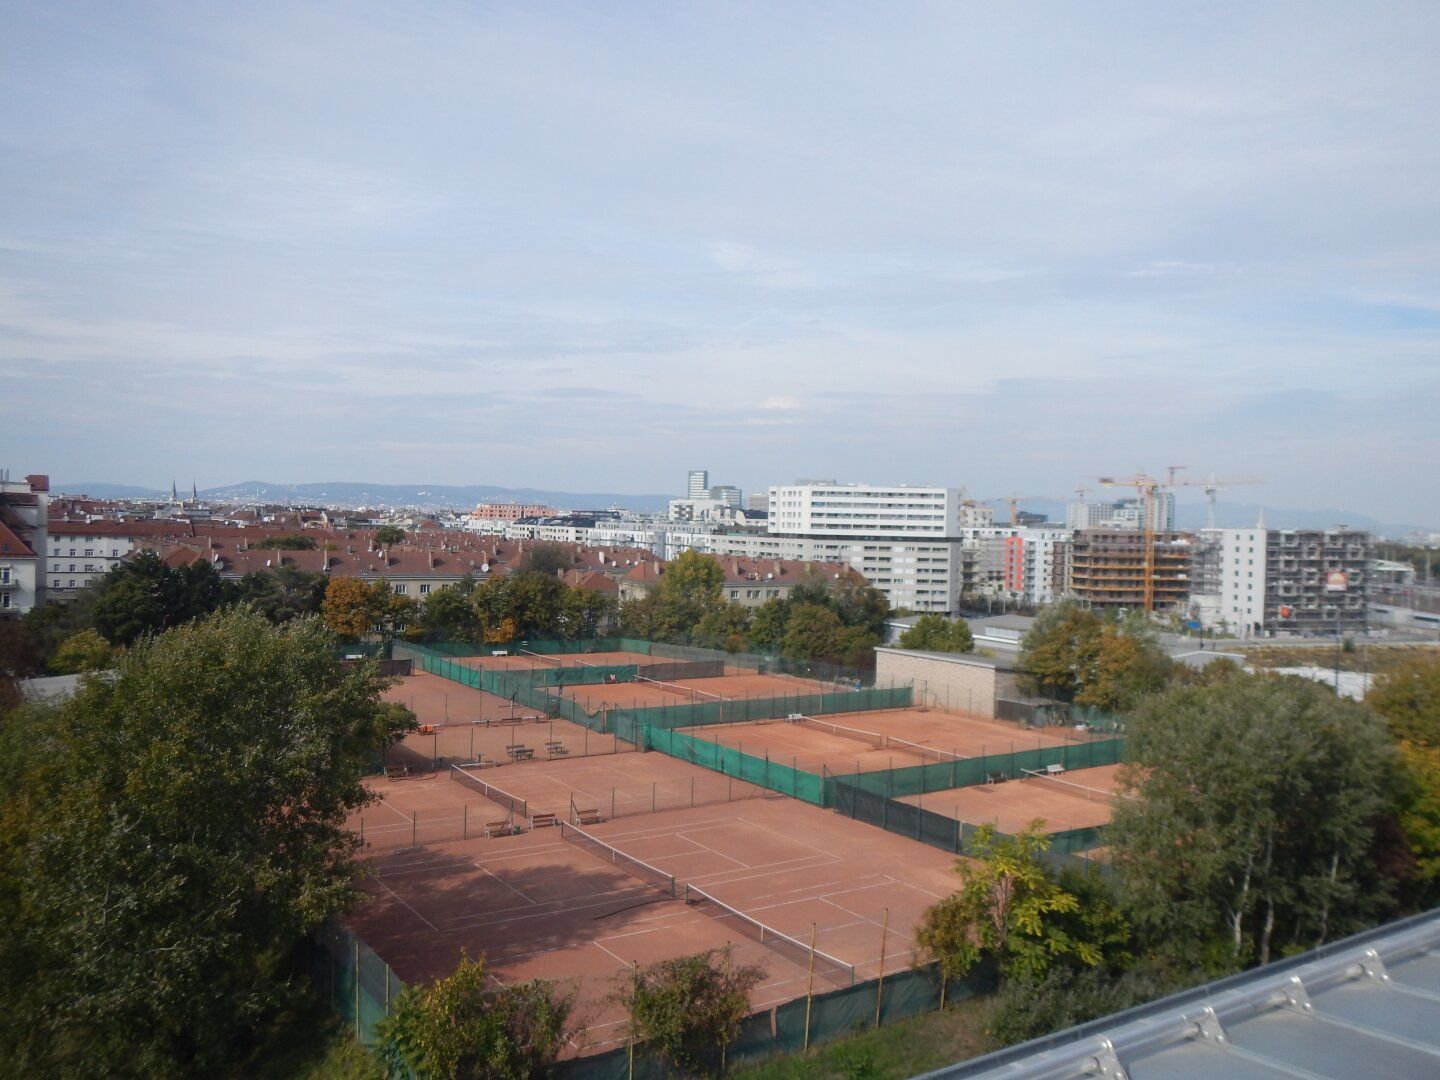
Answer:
[916, 655, 1440, 1044]
[618, 551, 891, 668]
[0, 610, 415, 1074]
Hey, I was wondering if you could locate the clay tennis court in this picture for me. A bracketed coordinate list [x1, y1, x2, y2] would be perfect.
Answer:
[709, 670, 836, 695]
[676, 716, 941, 775]
[835, 707, 1106, 756]
[383, 670, 524, 726]
[552, 678, 700, 713]
[894, 763, 1124, 834]
[385, 715, 628, 774]
[346, 791, 966, 1057]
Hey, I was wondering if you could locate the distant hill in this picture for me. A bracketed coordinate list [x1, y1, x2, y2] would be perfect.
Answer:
[982, 497, 1430, 538]
[56, 479, 675, 513]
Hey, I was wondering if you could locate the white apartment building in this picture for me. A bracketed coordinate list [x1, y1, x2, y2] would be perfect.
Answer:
[0, 471, 48, 616]
[46, 521, 155, 596]
[762, 483, 971, 611]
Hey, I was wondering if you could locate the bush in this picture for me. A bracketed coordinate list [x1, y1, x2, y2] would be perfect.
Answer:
[376, 956, 577, 1080]
[614, 948, 766, 1076]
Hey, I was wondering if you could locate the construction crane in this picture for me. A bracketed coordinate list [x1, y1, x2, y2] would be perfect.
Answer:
[1180, 475, 1266, 529]
[1006, 494, 1045, 525]
[1097, 473, 1165, 612]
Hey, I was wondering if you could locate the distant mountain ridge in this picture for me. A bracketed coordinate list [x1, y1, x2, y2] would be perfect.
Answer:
[984, 497, 1431, 538]
[52, 482, 1431, 536]
[56, 480, 675, 513]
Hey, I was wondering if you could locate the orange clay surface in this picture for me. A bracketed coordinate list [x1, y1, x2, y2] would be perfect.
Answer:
[346, 771, 967, 1058]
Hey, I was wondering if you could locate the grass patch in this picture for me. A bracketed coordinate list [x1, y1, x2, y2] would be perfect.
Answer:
[731, 998, 993, 1080]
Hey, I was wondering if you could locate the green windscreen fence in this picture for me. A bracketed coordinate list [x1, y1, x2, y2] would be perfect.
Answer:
[613, 684, 913, 733]
[829, 736, 1126, 800]
[310, 922, 404, 1048]
[831, 774, 1111, 866]
[550, 961, 995, 1079]
[644, 725, 827, 805]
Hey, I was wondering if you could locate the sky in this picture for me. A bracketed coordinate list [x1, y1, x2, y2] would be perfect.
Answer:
[1, 2, 1438, 524]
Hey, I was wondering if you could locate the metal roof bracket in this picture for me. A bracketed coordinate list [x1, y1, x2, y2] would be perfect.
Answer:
[1358, 948, 1393, 985]
[1282, 975, 1315, 1014]
[1085, 1038, 1128, 1079]
[1191, 1005, 1230, 1046]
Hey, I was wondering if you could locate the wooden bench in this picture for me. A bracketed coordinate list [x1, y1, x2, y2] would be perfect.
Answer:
[545, 741, 568, 758]
[985, 771, 1009, 786]
[485, 819, 521, 838]
[505, 745, 534, 762]
[1045, 763, 1066, 777]
[574, 808, 604, 826]
[530, 812, 559, 828]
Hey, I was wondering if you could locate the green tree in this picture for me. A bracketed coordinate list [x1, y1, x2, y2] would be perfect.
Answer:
[374, 525, 406, 547]
[748, 598, 789, 651]
[523, 542, 573, 577]
[1369, 654, 1440, 746]
[504, 572, 569, 637]
[780, 602, 845, 661]
[651, 550, 726, 638]
[917, 826, 1106, 986]
[48, 628, 114, 674]
[1109, 678, 1397, 966]
[418, 579, 482, 641]
[898, 614, 975, 654]
[0, 609, 404, 1075]
[1018, 604, 1172, 710]
[558, 587, 616, 639]
[1369, 656, 1440, 901]
[233, 566, 328, 624]
[613, 948, 765, 1075]
[694, 603, 753, 652]
[252, 534, 317, 550]
[89, 551, 231, 647]
[376, 955, 576, 1080]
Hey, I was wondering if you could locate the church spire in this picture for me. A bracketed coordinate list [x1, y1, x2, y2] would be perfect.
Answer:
[171, 478, 178, 502]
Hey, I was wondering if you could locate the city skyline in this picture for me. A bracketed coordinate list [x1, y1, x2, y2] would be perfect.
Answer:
[3, 3, 1437, 523]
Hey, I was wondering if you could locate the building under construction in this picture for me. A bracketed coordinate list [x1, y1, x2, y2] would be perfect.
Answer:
[1067, 529, 1193, 611]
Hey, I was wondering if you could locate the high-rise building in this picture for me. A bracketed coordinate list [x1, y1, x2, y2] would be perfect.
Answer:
[709, 485, 742, 508]
[687, 469, 709, 500]
[763, 482, 970, 612]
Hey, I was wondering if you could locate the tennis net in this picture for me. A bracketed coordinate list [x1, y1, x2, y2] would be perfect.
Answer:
[796, 714, 884, 750]
[887, 736, 965, 765]
[519, 647, 563, 667]
[449, 764, 529, 819]
[559, 821, 677, 897]
[1022, 769, 1118, 803]
[684, 883, 855, 987]
[637, 675, 725, 703]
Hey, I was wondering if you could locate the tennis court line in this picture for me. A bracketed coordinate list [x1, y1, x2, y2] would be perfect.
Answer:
[370, 874, 441, 933]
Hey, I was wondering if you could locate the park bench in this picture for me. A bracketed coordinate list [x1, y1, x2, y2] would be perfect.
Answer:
[530, 812, 559, 828]
[1045, 763, 1066, 777]
[985, 771, 1009, 785]
[574, 807, 604, 826]
[485, 819, 522, 838]
[506, 744, 535, 762]
[546, 741, 569, 759]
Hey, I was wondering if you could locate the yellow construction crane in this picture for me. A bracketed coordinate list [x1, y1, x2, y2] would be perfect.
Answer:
[1096, 473, 1165, 611]
[1006, 494, 1045, 525]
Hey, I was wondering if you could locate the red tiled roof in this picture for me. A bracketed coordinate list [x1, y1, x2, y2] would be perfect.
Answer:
[0, 519, 36, 558]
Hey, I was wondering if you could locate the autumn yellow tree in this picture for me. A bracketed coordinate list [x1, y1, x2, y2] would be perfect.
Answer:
[322, 577, 379, 641]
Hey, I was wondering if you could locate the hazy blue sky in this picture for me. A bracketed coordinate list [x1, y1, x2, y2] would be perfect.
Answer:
[2, 2, 1437, 522]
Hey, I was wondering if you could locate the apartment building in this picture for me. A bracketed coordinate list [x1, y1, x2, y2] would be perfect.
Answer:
[470, 502, 556, 522]
[619, 554, 859, 607]
[687, 469, 709, 500]
[0, 471, 48, 616]
[1068, 529, 1193, 611]
[1002, 528, 1072, 604]
[1192, 527, 1372, 636]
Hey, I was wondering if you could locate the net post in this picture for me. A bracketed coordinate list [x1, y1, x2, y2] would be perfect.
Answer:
[804, 922, 817, 1052]
[411, 811, 417, 848]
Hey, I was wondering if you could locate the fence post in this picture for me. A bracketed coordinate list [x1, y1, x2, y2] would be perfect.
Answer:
[874, 908, 890, 1027]
[411, 812, 417, 848]
[463, 804, 467, 840]
[353, 938, 361, 1038]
